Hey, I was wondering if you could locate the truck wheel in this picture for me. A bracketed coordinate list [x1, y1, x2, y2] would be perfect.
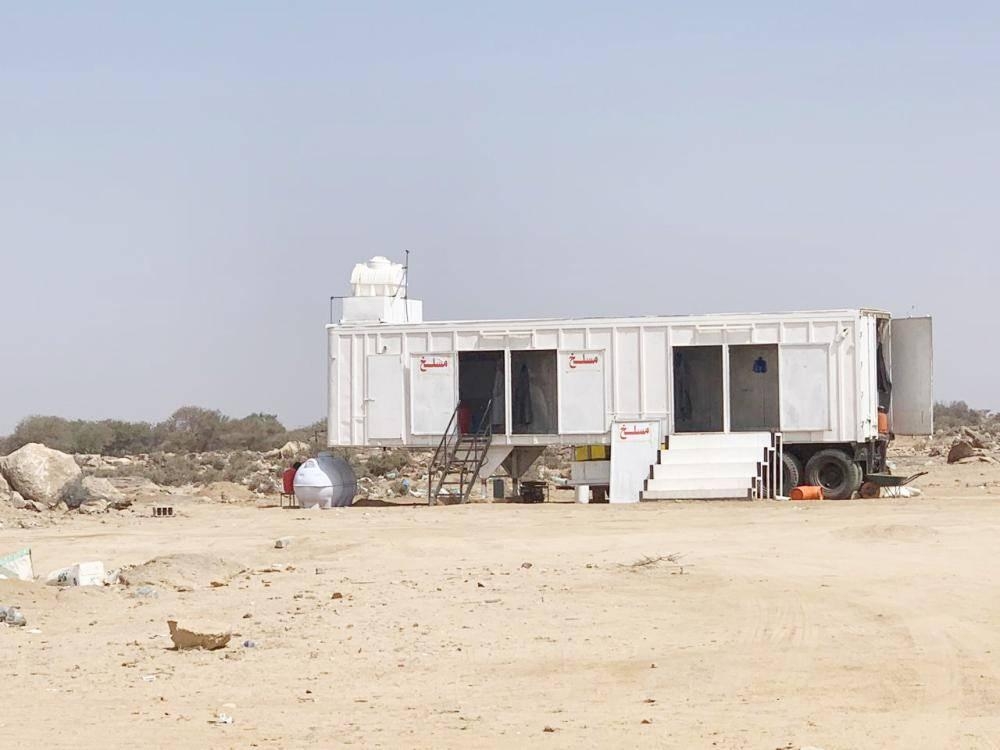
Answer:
[804, 449, 863, 500]
[781, 453, 803, 495]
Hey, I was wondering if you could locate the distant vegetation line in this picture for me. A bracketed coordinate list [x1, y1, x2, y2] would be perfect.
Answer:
[0, 407, 326, 456]
[0, 401, 992, 456]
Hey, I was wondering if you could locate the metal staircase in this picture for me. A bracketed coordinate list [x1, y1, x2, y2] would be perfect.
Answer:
[428, 400, 493, 505]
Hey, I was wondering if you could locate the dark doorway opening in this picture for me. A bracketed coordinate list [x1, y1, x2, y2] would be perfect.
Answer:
[673, 346, 724, 432]
[511, 350, 558, 434]
[729, 344, 780, 431]
[458, 351, 505, 433]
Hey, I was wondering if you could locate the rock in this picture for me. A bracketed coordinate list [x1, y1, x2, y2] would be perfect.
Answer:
[947, 441, 978, 464]
[274, 537, 293, 549]
[0, 473, 10, 503]
[27, 500, 47, 513]
[78, 499, 109, 514]
[10, 492, 27, 510]
[960, 426, 990, 449]
[958, 455, 997, 465]
[278, 441, 310, 460]
[167, 619, 232, 650]
[0, 443, 82, 507]
[63, 476, 126, 509]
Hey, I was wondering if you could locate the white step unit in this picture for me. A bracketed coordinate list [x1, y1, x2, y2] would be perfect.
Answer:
[641, 431, 775, 502]
[665, 432, 774, 450]
[650, 461, 761, 480]
[642, 487, 755, 500]
[656, 447, 768, 464]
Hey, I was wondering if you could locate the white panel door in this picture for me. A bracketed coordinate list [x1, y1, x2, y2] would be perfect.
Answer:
[365, 355, 404, 440]
[610, 420, 661, 503]
[410, 353, 457, 435]
[779, 345, 831, 431]
[890, 317, 934, 435]
[558, 350, 606, 434]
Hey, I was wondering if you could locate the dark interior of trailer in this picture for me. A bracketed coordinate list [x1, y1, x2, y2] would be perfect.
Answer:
[458, 351, 505, 433]
[673, 346, 724, 432]
[729, 344, 780, 431]
[457, 350, 559, 435]
[511, 350, 558, 434]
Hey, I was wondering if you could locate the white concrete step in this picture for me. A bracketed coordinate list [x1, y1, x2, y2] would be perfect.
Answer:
[646, 476, 755, 492]
[650, 461, 760, 480]
[666, 432, 773, 450]
[658, 447, 769, 464]
[641, 487, 753, 500]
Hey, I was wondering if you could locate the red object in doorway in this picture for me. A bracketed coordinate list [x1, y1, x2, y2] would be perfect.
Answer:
[457, 405, 472, 434]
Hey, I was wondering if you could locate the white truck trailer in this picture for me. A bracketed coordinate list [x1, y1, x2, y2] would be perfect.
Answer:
[328, 257, 933, 501]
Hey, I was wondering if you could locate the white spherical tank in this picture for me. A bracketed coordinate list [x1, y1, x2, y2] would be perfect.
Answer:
[293, 453, 357, 509]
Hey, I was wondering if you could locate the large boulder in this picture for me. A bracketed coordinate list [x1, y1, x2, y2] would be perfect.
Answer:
[63, 476, 127, 509]
[0, 473, 10, 504]
[947, 440, 979, 464]
[0, 443, 82, 507]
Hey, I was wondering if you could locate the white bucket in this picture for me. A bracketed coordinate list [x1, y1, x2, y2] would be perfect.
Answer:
[575, 484, 590, 504]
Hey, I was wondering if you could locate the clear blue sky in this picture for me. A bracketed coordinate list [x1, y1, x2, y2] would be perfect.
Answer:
[1, 2, 997, 432]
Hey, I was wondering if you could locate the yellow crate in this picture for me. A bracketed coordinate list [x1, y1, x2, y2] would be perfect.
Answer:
[574, 445, 608, 461]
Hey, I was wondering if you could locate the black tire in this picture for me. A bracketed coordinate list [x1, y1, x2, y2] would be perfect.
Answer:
[804, 449, 863, 500]
[781, 452, 804, 495]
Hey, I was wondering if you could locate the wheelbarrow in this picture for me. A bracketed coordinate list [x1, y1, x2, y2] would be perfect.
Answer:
[859, 471, 928, 499]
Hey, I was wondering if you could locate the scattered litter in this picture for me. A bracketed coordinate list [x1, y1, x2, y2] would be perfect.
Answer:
[0, 606, 27, 627]
[46, 561, 106, 587]
[152, 505, 174, 518]
[0, 548, 34, 581]
[331, 592, 343, 600]
[133, 586, 159, 598]
[27, 628, 42, 634]
[543, 726, 556, 733]
[242, 639, 257, 648]
[141, 674, 156, 682]
[211, 713, 233, 726]
[274, 537, 293, 549]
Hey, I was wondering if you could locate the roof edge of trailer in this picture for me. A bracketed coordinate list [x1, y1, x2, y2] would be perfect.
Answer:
[326, 308, 891, 331]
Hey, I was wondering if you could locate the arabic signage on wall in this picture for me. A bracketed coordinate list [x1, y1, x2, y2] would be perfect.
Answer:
[562, 352, 601, 372]
[415, 355, 452, 377]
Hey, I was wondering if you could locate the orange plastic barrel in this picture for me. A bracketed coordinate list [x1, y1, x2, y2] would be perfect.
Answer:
[790, 485, 824, 501]
[877, 407, 889, 434]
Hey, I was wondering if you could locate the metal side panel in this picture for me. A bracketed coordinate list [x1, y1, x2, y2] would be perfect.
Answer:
[410, 352, 457, 435]
[557, 350, 607, 434]
[890, 317, 934, 435]
[365, 355, 405, 440]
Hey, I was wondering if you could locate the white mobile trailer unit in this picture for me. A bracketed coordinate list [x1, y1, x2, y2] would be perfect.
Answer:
[328, 268, 932, 500]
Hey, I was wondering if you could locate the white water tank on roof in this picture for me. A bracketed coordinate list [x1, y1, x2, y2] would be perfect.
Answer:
[350, 256, 405, 297]
[341, 255, 423, 324]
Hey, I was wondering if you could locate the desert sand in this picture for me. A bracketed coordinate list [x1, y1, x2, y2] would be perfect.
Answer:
[3, 451, 1000, 749]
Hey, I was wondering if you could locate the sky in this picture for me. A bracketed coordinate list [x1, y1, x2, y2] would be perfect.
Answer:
[1, 2, 998, 433]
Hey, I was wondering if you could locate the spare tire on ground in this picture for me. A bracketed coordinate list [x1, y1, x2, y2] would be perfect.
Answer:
[804, 449, 862, 500]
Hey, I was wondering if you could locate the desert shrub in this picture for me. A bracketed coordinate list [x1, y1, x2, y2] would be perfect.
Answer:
[361, 450, 410, 477]
[933, 401, 993, 431]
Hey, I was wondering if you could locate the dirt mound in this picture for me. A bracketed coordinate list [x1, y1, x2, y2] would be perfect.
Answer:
[197, 481, 256, 503]
[119, 553, 246, 591]
[832, 524, 939, 542]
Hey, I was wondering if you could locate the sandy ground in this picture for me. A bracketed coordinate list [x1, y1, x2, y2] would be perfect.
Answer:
[3, 453, 1000, 749]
